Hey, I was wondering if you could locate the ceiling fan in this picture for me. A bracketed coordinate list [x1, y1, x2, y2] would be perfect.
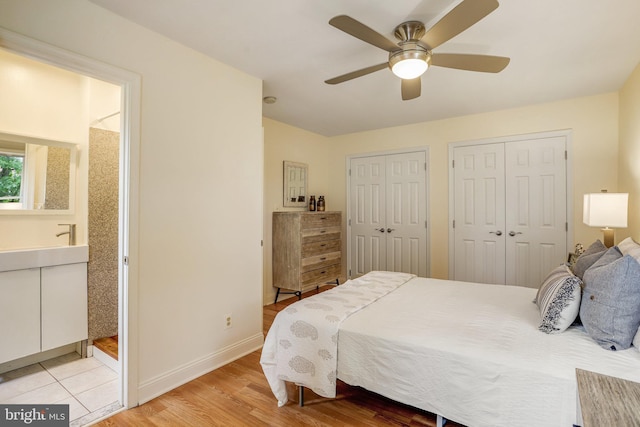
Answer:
[325, 0, 510, 101]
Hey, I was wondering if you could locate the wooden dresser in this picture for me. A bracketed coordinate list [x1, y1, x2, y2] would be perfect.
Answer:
[272, 211, 342, 303]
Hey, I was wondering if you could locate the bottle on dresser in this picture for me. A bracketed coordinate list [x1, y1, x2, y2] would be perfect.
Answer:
[309, 195, 316, 211]
[317, 196, 325, 211]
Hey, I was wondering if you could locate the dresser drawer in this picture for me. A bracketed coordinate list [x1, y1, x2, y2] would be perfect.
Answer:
[301, 251, 341, 272]
[301, 213, 341, 229]
[302, 240, 341, 258]
[301, 227, 340, 244]
[301, 263, 341, 286]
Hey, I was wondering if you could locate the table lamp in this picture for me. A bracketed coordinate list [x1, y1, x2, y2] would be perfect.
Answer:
[583, 192, 628, 247]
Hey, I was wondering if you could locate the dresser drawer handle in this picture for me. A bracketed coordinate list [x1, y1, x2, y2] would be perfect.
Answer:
[320, 230, 326, 233]
[320, 244, 326, 247]
[321, 271, 326, 274]
[320, 217, 327, 220]
[320, 257, 326, 261]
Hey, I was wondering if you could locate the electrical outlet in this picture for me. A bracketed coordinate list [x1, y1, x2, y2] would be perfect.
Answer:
[225, 313, 232, 329]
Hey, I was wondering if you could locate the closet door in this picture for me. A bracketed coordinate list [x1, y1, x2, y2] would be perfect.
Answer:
[349, 151, 428, 278]
[452, 135, 568, 287]
[350, 156, 387, 276]
[452, 143, 506, 284]
[385, 152, 427, 276]
[505, 137, 567, 287]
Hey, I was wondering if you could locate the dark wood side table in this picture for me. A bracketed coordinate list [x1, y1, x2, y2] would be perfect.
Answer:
[576, 368, 640, 427]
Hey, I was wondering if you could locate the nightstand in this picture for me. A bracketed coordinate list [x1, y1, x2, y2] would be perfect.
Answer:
[576, 368, 640, 426]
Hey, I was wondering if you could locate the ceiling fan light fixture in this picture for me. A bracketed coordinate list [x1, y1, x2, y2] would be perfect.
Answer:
[389, 48, 429, 80]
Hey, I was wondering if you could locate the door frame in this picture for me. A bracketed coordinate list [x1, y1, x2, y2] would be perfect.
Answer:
[0, 28, 141, 408]
[346, 146, 431, 279]
[447, 129, 574, 279]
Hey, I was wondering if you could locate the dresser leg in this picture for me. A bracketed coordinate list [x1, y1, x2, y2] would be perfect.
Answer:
[274, 288, 302, 304]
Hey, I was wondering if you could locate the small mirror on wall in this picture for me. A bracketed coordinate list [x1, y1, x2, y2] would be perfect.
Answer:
[283, 161, 308, 208]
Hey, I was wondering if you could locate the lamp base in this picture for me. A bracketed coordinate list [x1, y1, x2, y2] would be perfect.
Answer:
[601, 228, 614, 248]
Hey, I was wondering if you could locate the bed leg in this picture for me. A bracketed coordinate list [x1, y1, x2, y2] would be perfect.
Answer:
[436, 414, 447, 427]
[299, 385, 304, 407]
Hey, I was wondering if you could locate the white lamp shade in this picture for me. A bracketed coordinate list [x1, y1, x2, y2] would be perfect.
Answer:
[583, 193, 628, 228]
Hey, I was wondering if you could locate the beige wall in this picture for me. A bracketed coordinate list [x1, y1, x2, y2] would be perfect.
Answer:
[0, 48, 89, 248]
[264, 93, 621, 294]
[619, 62, 640, 240]
[1, 0, 264, 404]
[262, 118, 332, 303]
[327, 93, 620, 279]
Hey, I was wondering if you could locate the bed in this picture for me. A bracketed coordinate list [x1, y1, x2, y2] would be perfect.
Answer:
[261, 262, 640, 427]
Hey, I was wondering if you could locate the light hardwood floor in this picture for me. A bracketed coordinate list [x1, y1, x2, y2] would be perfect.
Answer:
[95, 286, 464, 426]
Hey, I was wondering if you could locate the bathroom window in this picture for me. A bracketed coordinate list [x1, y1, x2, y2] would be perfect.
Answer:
[0, 152, 24, 208]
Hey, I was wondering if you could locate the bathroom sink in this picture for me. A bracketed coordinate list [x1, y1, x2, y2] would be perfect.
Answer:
[0, 245, 89, 272]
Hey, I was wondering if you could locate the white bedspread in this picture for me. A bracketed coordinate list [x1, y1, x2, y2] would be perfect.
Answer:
[260, 271, 415, 406]
[337, 277, 640, 427]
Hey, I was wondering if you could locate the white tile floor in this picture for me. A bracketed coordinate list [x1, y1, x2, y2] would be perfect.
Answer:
[0, 352, 121, 426]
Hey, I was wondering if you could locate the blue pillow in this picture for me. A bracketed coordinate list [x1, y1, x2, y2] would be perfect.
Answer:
[572, 240, 607, 279]
[580, 247, 640, 350]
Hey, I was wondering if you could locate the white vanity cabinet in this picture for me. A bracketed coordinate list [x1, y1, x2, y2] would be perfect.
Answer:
[0, 245, 89, 365]
[0, 269, 41, 363]
[41, 263, 88, 352]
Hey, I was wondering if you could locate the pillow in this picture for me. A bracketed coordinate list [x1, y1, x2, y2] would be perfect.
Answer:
[535, 264, 582, 333]
[634, 327, 640, 350]
[580, 247, 640, 350]
[618, 237, 640, 255]
[628, 246, 640, 263]
[572, 240, 607, 279]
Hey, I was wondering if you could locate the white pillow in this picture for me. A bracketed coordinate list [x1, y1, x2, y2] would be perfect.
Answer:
[535, 264, 583, 334]
[634, 327, 640, 350]
[618, 237, 640, 255]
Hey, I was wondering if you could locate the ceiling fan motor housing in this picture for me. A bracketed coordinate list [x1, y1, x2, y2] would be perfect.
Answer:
[394, 21, 426, 41]
[389, 21, 431, 77]
[388, 42, 431, 73]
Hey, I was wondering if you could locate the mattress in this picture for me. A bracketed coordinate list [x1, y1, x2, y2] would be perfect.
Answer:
[337, 277, 640, 427]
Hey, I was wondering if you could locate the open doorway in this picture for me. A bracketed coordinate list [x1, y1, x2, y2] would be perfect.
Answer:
[0, 28, 140, 422]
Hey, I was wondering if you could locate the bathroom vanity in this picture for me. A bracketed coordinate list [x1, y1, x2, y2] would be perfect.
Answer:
[0, 245, 88, 364]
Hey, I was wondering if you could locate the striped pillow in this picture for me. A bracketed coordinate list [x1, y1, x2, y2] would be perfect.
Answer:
[535, 264, 583, 334]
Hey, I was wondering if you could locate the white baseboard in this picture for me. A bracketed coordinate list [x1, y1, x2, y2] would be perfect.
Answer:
[137, 333, 264, 404]
[91, 345, 120, 374]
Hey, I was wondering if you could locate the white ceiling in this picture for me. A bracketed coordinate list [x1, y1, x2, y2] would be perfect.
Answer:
[88, 0, 640, 137]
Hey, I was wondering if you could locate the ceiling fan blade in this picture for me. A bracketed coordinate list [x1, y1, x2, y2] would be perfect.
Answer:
[431, 53, 510, 73]
[401, 78, 421, 100]
[421, 0, 499, 50]
[329, 15, 400, 53]
[325, 62, 389, 85]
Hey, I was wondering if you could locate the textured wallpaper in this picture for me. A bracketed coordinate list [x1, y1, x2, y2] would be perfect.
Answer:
[88, 128, 119, 342]
[44, 146, 70, 210]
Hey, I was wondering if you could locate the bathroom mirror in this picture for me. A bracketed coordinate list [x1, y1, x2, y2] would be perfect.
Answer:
[0, 131, 77, 214]
[283, 161, 308, 208]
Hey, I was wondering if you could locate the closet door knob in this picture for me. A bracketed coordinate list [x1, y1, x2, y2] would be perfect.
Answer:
[386, 228, 395, 233]
[509, 231, 523, 237]
[490, 230, 503, 236]
[374, 228, 385, 233]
